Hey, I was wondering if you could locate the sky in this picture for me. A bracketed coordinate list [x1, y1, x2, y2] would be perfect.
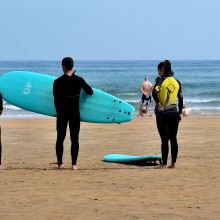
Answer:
[0, 0, 220, 60]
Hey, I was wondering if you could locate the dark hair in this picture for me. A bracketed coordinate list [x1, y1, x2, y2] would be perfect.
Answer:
[62, 57, 74, 70]
[158, 60, 174, 77]
[158, 62, 164, 70]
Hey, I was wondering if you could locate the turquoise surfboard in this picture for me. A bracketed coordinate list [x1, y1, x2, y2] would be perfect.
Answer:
[0, 71, 135, 123]
[103, 154, 162, 163]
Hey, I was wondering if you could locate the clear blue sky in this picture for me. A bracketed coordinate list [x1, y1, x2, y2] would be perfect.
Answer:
[0, 0, 219, 60]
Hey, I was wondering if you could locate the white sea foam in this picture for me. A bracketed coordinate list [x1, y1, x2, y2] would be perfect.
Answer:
[184, 98, 220, 103]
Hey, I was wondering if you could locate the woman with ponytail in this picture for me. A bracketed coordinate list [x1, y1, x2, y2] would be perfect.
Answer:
[152, 60, 183, 169]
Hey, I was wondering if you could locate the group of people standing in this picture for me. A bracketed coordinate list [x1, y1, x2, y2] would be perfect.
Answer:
[0, 58, 187, 170]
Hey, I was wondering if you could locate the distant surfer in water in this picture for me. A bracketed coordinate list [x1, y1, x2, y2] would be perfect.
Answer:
[0, 92, 6, 170]
[152, 60, 183, 169]
[53, 57, 93, 170]
[138, 76, 153, 117]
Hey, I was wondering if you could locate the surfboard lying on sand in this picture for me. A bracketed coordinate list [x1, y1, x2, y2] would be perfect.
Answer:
[103, 154, 162, 164]
[0, 71, 135, 123]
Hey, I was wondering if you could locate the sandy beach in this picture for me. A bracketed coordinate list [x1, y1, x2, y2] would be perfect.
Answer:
[0, 116, 219, 220]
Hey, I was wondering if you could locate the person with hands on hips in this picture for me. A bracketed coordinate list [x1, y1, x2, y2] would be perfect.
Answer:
[152, 60, 183, 169]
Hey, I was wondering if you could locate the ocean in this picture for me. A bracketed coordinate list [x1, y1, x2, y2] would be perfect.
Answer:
[0, 60, 220, 118]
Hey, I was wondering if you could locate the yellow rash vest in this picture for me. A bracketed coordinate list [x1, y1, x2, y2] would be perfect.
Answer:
[152, 77, 183, 113]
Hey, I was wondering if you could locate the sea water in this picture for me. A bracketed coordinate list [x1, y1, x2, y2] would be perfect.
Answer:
[0, 60, 220, 118]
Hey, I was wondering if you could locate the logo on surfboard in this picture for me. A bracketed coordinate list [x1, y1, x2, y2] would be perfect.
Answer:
[23, 82, 32, 95]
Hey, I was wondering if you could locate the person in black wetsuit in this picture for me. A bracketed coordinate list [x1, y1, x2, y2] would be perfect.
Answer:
[152, 60, 183, 169]
[0, 92, 5, 170]
[53, 57, 93, 170]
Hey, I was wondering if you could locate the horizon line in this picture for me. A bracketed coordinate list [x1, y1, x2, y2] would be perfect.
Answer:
[1, 59, 220, 62]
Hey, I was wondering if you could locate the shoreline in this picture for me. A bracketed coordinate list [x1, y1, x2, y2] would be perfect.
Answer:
[6, 113, 217, 119]
[3, 102, 220, 120]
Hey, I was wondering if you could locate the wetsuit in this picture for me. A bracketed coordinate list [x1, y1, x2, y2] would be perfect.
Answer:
[152, 76, 183, 165]
[53, 73, 93, 165]
[0, 93, 3, 165]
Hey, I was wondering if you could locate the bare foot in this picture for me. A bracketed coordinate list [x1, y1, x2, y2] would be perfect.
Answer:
[58, 164, 65, 169]
[155, 165, 167, 169]
[167, 163, 176, 169]
[0, 165, 7, 170]
[71, 165, 79, 170]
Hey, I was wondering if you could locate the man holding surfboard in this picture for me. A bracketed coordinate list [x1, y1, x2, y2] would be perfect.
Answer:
[53, 57, 93, 170]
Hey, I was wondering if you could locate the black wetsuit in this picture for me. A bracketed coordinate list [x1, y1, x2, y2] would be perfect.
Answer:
[53, 73, 93, 165]
[152, 76, 183, 165]
[0, 93, 3, 165]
